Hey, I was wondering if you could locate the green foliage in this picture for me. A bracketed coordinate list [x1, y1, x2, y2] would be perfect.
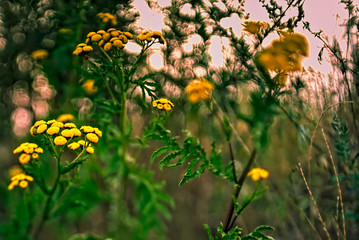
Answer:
[146, 117, 234, 185]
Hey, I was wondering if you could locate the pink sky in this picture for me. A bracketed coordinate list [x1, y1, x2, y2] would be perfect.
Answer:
[132, 0, 352, 74]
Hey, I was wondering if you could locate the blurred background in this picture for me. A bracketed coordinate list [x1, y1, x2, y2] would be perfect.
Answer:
[0, 0, 358, 239]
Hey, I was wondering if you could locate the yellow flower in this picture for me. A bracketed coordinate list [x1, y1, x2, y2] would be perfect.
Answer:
[86, 133, 99, 143]
[97, 13, 118, 26]
[57, 114, 75, 122]
[247, 168, 269, 181]
[73, 43, 93, 57]
[34, 120, 47, 127]
[258, 32, 309, 82]
[137, 31, 165, 44]
[242, 21, 269, 35]
[86, 146, 95, 154]
[71, 128, 82, 137]
[64, 123, 76, 128]
[68, 142, 81, 150]
[81, 126, 94, 133]
[94, 128, 102, 137]
[54, 136, 67, 146]
[9, 166, 23, 177]
[32, 153, 39, 159]
[36, 124, 48, 134]
[47, 126, 60, 135]
[8, 173, 34, 190]
[61, 129, 74, 138]
[152, 98, 174, 111]
[78, 140, 85, 146]
[19, 154, 31, 164]
[82, 80, 98, 95]
[31, 49, 49, 60]
[35, 147, 43, 154]
[104, 42, 112, 51]
[185, 78, 214, 103]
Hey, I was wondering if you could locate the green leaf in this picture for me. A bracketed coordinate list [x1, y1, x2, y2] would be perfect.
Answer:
[204, 224, 214, 240]
[159, 151, 182, 169]
[60, 159, 87, 174]
[150, 145, 175, 164]
[254, 225, 275, 232]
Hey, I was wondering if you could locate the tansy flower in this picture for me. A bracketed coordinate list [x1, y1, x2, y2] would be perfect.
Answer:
[97, 12, 118, 26]
[36, 124, 48, 134]
[137, 31, 165, 44]
[242, 21, 269, 35]
[152, 98, 174, 111]
[86, 146, 95, 154]
[258, 32, 309, 85]
[54, 136, 67, 146]
[57, 114, 75, 122]
[9, 166, 23, 177]
[13, 143, 43, 164]
[94, 128, 102, 137]
[185, 78, 214, 103]
[8, 173, 34, 190]
[61, 129, 74, 138]
[86, 133, 99, 143]
[73, 43, 93, 58]
[247, 168, 269, 181]
[47, 126, 60, 135]
[81, 126, 95, 133]
[68, 142, 81, 150]
[82, 79, 98, 95]
[31, 49, 49, 60]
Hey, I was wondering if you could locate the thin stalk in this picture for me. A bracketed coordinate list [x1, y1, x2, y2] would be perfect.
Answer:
[222, 149, 257, 232]
[32, 147, 63, 239]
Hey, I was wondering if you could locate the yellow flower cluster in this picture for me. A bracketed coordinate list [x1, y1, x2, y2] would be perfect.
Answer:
[82, 79, 98, 95]
[152, 98, 174, 111]
[8, 173, 34, 190]
[13, 142, 43, 164]
[97, 13, 118, 26]
[29, 119, 102, 154]
[258, 33, 309, 85]
[73, 43, 93, 57]
[247, 168, 269, 181]
[137, 31, 165, 44]
[242, 21, 269, 35]
[74, 29, 133, 56]
[57, 114, 75, 122]
[31, 49, 49, 60]
[185, 78, 214, 103]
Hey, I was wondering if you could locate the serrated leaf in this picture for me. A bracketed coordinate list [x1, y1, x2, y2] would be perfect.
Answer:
[150, 146, 174, 164]
[159, 151, 182, 170]
[60, 159, 87, 174]
[254, 225, 275, 232]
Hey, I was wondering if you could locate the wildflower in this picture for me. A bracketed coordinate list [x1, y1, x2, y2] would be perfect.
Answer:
[81, 126, 95, 133]
[94, 128, 102, 137]
[47, 126, 60, 135]
[242, 21, 269, 35]
[13, 142, 43, 164]
[31, 49, 49, 60]
[36, 124, 48, 134]
[247, 168, 269, 181]
[152, 98, 174, 111]
[68, 142, 81, 150]
[57, 114, 75, 122]
[73, 43, 93, 58]
[97, 13, 118, 26]
[8, 173, 34, 190]
[61, 129, 74, 138]
[258, 32, 309, 81]
[54, 136, 67, 146]
[86, 133, 99, 143]
[78, 140, 85, 146]
[51, 121, 64, 128]
[86, 146, 95, 154]
[9, 166, 23, 177]
[59, 28, 73, 34]
[185, 78, 214, 103]
[137, 31, 165, 44]
[82, 79, 98, 95]
[71, 128, 82, 137]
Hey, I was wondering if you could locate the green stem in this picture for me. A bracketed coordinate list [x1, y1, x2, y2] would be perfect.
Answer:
[32, 147, 64, 239]
[222, 149, 257, 232]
